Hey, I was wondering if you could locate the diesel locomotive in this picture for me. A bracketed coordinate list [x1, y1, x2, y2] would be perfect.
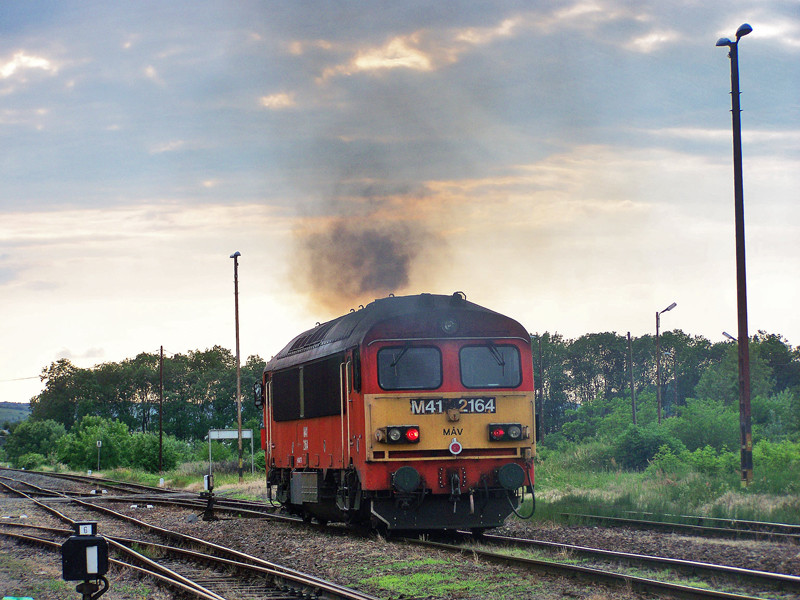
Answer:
[255, 292, 535, 531]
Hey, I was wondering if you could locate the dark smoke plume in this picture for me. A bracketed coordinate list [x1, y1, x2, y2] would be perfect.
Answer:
[290, 178, 449, 313]
[294, 214, 427, 312]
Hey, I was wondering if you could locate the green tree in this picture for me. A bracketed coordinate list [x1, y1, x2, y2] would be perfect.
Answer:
[612, 423, 685, 470]
[694, 342, 774, 405]
[56, 416, 131, 470]
[665, 397, 738, 451]
[30, 360, 94, 429]
[752, 332, 800, 393]
[128, 432, 190, 472]
[4, 419, 66, 465]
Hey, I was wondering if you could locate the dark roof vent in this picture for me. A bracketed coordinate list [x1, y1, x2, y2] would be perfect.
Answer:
[418, 293, 435, 308]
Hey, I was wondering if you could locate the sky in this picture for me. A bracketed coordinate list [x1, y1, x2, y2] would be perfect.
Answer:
[1, 1, 798, 405]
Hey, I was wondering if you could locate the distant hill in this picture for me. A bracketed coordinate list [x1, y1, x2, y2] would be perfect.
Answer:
[0, 402, 30, 425]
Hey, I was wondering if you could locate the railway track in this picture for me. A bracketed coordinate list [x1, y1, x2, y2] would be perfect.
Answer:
[0, 473, 379, 600]
[464, 530, 800, 595]
[561, 512, 800, 542]
[3, 469, 797, 600]
[401, 534, 782, 600]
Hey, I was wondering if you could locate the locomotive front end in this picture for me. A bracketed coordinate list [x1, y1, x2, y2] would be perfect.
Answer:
[260, 292, 535, 532]
[361, 296, 535, 531]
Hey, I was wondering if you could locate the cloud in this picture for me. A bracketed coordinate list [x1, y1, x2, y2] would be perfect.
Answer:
[144, 65, 164, 85]
[261, 92, 296, 109]
[455, 18, 519, 45]
[150, 140, 186, 154]
[0, 51, 56, 79]
[625, 30, 680, 53]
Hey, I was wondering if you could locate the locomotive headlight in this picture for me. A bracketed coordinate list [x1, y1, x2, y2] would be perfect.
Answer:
[488, 423, 525, 442]
[490, 427, 506, 441]
[379, 425, 421, 444]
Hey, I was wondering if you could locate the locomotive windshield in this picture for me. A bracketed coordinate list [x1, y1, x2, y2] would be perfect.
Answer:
[460, 344, 522, 388]
[378, 346, 442, 390]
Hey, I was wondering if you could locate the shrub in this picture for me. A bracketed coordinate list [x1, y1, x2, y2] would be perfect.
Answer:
[4, 419, 66, 463]
[644, 445, 690, 477]
[685, 445, 738, 476]
[14, 452, 46, 470]
[194, 440, 237, 462]
[129, 433, 190, 472]
[613, 424, 685, 470]
[253, 450, 266, 472]
[666, 398, 738, 451]
[56, 416, 131, 470]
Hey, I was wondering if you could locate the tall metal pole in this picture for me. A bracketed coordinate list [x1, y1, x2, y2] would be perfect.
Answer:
[627, 332, 636, 425]
[655, 302, 676, 424]
[159, 345, 163, 473]
[655, 312, 661, 424]
[717, 24, 753, 486]
[231, 251, 243, 483]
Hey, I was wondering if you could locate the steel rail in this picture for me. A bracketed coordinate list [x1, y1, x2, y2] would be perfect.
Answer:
[1, 473, 379, 600]
[0, 529, 224, 600]
[561, 512, 800, 541]
[0, 522, 368, 600]
[401, 537, 769, 600]
[477, 532, 800, 593]
[0, 467, 176, 495]
[65, 497, 380, 600]
[619, 511, 800, 535]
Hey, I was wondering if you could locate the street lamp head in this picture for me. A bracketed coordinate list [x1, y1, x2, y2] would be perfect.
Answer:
[662, 302, 677, 313]
[230, 251, 241, 259]
[716, 37, 733, 47]
[736, 23, 753, 40]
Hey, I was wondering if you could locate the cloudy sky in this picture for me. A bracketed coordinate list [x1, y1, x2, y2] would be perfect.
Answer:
[1, 1, 798, 405]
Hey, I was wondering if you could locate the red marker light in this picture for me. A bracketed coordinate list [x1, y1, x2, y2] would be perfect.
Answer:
[405, 428, 420, 442]
[492, 427, 506, 440]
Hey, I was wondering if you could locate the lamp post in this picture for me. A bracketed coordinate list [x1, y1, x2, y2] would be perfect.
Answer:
[656, 302, 677, 424]
[716, 23, 753, 486]
[230, 251, 243, 484]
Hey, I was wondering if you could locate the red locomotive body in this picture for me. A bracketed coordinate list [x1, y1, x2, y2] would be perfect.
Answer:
[256, 292, 535, 531]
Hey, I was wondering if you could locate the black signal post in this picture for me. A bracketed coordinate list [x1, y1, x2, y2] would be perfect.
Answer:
[716, 23, 753, 486]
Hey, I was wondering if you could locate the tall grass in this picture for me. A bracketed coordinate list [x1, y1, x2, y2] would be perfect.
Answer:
[529, 440, 800, 524]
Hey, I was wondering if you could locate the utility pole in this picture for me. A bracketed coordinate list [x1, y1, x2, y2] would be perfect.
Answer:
[627, 332, 636, 425]
[230, 251, 243, 483]
[717, 24, 754, 486]
[159, 345, 163, 473]
[655, 302, 677, 424]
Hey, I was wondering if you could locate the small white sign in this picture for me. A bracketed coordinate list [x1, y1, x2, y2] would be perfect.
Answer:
[78, 524, 93, 536]
[96, 440, 102, 448]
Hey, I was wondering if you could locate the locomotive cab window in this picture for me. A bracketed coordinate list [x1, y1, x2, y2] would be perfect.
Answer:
[460, 344, 522, 388]
[378, 346, 442, 390]
[272, 353, 345, 421]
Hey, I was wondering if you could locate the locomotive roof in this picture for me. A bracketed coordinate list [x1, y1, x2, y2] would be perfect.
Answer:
[264, 292, 529, 372]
